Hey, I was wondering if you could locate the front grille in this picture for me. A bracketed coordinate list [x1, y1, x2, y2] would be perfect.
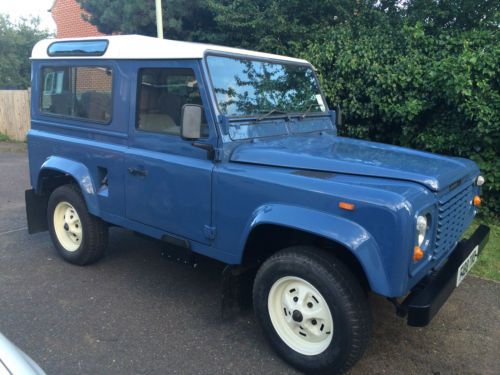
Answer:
[434, 183, 473, 257]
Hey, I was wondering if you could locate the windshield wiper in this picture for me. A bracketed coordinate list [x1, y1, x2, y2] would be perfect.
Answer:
[255, 108, 289, 122]
[299, 103, 323, 119]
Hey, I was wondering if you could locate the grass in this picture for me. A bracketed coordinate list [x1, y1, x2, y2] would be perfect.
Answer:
[0, 132, 23, 144]
[467, 218, 500, 281]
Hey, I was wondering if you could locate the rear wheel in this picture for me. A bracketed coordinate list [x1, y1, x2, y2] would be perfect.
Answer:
[47, 185, 108, 265]
[253, 246, 372, 374]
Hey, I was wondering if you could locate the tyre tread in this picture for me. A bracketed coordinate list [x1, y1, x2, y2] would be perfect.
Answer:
[253, 245, 372, 374]
[48, 184, 108, 265]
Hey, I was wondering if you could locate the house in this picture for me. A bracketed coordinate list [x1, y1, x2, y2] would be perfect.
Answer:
[50, 0, 106, 38]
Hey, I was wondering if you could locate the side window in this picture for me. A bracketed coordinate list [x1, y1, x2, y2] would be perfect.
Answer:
[40, 66, 113, 123]
[136, 68, 207, 137]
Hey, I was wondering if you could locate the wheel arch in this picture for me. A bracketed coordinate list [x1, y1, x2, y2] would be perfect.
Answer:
[36, 156, 100, 216]
[239, 204, 391, 296]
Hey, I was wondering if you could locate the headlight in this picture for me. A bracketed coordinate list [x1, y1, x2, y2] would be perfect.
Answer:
[476, 175, 485, 186]
[416, 215, 429, 246]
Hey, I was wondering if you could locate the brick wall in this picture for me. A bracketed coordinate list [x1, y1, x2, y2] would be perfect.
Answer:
[75, 67, 112, 93]
[51, 0, 106, 38]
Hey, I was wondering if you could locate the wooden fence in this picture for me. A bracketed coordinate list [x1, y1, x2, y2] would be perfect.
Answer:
[0, 90, 30, 141]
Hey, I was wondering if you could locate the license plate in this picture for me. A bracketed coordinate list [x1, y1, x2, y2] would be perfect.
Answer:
[456, 245, 479, 287]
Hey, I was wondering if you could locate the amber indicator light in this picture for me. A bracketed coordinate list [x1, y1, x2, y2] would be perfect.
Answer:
[413, 246, 424, 262]
[339, 202, 355, 211]
[473, 196, 481, 206]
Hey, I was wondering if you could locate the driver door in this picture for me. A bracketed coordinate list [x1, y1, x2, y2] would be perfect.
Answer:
[125, 60, 215, 245]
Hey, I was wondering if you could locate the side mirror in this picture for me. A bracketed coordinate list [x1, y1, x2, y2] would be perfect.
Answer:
[181, 104, 203, 140]
[336, 105, 342, 126]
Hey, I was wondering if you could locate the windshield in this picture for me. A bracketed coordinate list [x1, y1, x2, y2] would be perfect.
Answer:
[206, 55, 327, 118]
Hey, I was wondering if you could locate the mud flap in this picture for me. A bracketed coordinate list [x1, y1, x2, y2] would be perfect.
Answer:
[25, 189, 48, 234]
[221, 264, 257, 320]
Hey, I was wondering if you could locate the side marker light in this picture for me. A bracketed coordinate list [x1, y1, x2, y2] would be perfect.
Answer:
[339, 202, 355, 211]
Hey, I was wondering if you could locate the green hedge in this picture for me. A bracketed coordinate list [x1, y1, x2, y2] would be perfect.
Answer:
[304, 23, 499, 217]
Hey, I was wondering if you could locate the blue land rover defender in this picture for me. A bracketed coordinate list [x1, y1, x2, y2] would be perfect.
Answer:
[26, 35, 489, 374]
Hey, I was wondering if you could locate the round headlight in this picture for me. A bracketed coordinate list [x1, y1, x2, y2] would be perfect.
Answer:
[416, 215, 428, 246]
[416, 215, 427, 232]
[476, 175, 485, 186]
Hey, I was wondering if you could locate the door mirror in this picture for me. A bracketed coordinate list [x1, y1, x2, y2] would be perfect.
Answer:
[181, 104, 203, 140]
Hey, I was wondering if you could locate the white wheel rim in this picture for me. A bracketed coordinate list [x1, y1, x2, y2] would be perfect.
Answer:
[53, 201, 82, 252]
[268, 276, 334, 356]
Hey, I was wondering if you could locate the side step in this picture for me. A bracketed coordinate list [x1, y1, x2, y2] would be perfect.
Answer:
[161, 234, 196, 266]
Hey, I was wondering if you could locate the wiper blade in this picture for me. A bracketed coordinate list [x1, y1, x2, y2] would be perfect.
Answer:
[299, 103, 322, 119]
[255, 108, 289, 122]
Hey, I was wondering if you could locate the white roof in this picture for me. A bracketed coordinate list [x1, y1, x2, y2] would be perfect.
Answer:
[31, 35, 309, 64]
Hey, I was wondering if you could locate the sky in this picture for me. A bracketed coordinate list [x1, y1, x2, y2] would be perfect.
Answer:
[0, 0, 56, 32]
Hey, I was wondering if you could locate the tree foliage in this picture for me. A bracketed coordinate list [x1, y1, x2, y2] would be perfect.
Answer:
[0, 15, 51, 89]
[75, 0, 500, 216]
[204, 0, 374, 53]
[77, 0, 219, 42]
[305, 24, 499, 215]
[405, 0, 500, 32]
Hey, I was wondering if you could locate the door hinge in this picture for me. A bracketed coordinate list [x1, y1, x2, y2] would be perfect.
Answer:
[191, 142, 222, 162]
[204, 225, 216, 240]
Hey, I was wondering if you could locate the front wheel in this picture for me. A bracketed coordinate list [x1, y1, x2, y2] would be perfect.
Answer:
[47, 184, 108, 265]
[253, 246, 372, 374]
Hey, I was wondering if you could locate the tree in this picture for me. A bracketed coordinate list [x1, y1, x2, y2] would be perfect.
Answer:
[78, 0, 385, 53]
[205, 0, 382, 53]
[405, 0, 500, 32]
[77, 0, 221, 43]
[0, 15, 51, 89]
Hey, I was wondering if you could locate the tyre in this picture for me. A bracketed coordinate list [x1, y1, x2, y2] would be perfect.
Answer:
[253, 246, 372, 374]
[47, 184, 108, 265]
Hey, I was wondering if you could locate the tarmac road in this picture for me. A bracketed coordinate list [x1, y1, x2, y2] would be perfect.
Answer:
[0, 143, 499, 375]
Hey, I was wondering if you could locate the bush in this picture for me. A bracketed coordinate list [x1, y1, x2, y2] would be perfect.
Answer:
[304, 23, 499, 217]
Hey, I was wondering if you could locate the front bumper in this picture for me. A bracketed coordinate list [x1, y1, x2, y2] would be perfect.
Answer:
[400, 224, 490, 327]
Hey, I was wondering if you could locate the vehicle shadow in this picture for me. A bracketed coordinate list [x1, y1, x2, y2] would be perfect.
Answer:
[19, 226, 496, 374]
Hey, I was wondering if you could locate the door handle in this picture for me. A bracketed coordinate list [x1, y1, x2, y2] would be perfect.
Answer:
[128, 167, 148, 177]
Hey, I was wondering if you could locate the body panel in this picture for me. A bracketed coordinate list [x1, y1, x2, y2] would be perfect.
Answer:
[230, 133, 478, 192]
[240, 203, 391, 294]
[0, 333, 45, 375]
[211, 161, 429, 296]
[37, 155, 100, 215]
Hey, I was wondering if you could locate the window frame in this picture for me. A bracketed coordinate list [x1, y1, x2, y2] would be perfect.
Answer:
[47, 40, 109, 57]
[204, 51, 329, 120]
[135, 67, 207, 137]
[38, 64, 114, 125]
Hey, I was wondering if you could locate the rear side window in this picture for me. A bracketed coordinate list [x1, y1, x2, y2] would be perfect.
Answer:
[136, 68, 207, 137]
[40, 66, 113, 123]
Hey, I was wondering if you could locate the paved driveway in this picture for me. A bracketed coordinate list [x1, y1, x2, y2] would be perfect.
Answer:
[0, 143, 499, 374]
